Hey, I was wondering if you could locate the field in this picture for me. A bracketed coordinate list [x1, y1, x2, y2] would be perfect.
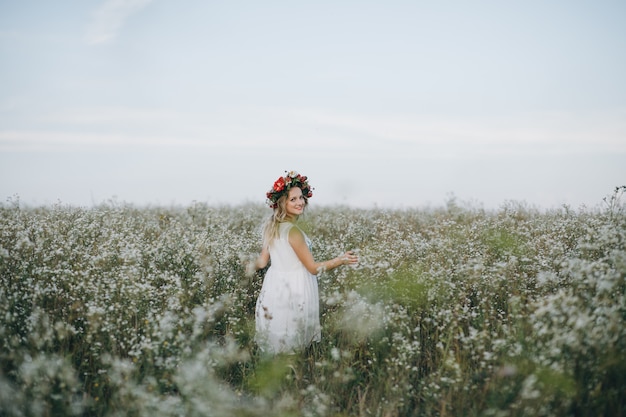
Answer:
[1, 188, 625, 417]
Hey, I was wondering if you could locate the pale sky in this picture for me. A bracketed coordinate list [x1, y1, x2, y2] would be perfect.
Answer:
[1, 0, 625, 209]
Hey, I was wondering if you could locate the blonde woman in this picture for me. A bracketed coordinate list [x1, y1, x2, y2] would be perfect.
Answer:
[250, 171, 358, 354]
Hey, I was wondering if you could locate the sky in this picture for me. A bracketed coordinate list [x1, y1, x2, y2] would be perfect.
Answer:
[1, 0, 625, 210]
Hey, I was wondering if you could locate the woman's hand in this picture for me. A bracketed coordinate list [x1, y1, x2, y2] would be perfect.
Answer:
[339, 250, 359, 266]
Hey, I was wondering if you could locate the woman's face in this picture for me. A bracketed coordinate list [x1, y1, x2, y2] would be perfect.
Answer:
[285, 187, 306, 219]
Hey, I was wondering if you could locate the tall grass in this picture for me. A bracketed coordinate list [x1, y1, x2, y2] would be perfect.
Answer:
[0, 188, 624, 416]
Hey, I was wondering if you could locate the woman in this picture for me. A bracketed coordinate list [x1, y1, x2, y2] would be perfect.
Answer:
[250, 171, 358, 354]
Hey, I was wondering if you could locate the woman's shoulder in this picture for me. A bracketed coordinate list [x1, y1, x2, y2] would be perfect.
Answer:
[281, 222, 309, 240]
[278, 221, 294, 230]
[278, 221, 295, 237]
[288, 224, 312, 250]
[287, 223, 311, 242]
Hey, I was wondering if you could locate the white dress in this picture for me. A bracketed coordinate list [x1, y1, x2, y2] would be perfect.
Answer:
[255, 222, 321, 354]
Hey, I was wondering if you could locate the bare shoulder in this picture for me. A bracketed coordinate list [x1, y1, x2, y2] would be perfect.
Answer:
[288, 224, 304, 238]
[288, 224, 306, 244]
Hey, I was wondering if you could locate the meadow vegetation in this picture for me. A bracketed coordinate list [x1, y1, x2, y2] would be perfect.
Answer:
[0, 187, 624, 416]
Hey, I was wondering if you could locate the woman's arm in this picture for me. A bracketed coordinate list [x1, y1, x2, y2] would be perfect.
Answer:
[255, 247, 270, 269]
[246, 247, 270, 276]
[289, 226, 358, 275]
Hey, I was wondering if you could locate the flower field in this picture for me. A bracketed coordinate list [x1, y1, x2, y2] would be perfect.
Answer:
[1, 189, 624, 417]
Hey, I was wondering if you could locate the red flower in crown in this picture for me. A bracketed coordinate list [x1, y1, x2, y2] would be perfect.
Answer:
[273, 177, 286, 192]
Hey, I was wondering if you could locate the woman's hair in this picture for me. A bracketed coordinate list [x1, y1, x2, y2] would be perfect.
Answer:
[261, 190, 308, 247]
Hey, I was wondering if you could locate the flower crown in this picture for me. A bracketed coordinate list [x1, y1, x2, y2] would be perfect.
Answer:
[266, 171, 313, 209]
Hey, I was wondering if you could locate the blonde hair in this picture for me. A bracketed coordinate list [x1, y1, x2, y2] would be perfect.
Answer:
[261, 191, 308, 248]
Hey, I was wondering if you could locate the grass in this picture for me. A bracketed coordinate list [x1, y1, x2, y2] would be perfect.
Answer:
[0, 188, 625, 417]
